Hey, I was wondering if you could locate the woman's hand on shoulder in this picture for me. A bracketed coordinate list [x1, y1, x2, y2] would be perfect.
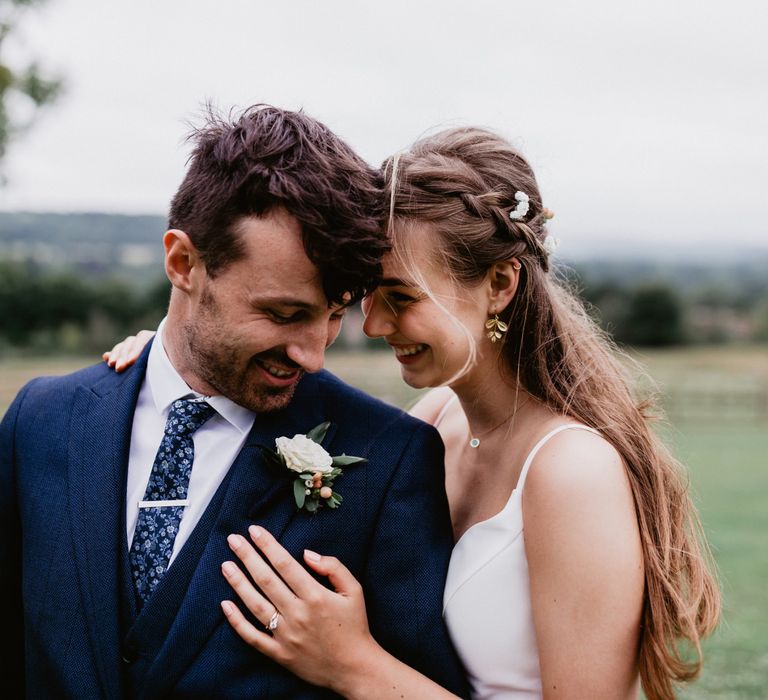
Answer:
[523, 427, 644, 699]
[102, 330, 155, 372]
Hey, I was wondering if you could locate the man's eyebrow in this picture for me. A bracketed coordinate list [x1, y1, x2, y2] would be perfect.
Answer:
[252, 296, 320, 311]
[251, 295, 353, 313]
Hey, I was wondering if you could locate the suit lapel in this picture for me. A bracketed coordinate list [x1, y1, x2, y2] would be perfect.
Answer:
[144, 373, 330, 698]
[67, 346, 151, 699]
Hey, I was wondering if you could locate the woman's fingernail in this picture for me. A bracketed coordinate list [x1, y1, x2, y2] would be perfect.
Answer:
[222, 561, 237, 576]
[221, 600, 235, 616]
[304, 549, 321, 562]
[227, 534, 242, 550]
[249, 525, 262, 540]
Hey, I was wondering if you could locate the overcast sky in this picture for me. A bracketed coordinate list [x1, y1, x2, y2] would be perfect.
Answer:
[1, 0, 766, 257]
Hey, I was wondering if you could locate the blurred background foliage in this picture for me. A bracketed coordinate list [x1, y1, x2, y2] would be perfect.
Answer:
[0, 0, 62, 170]
[1, 211, 766, 355]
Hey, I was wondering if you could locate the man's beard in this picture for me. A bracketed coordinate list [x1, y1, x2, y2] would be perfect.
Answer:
[192, 341, 302, 414]
[181, 294, 302, 413]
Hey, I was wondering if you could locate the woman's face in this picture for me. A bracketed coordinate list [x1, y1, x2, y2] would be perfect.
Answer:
[361, 225, 489, 389]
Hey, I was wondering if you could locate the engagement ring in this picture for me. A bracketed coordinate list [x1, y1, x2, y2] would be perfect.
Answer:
[267, 610, 280, 631]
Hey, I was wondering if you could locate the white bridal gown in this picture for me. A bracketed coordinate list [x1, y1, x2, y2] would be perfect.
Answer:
[442, 423, 600, 699]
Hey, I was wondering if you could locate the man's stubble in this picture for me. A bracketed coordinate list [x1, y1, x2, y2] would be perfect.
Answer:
[181, 288, 301, 414]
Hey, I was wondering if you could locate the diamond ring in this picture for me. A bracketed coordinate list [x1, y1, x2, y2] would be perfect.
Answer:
[267, 610, 280, 631]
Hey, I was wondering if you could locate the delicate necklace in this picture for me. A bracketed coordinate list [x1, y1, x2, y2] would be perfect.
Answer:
[468, 397, 529, 449]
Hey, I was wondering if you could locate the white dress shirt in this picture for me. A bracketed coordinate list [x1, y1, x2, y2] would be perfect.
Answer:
[126, 318, 256, 567]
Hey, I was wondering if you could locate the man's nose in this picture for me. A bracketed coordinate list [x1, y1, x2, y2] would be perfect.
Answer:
[286, 323, 328, 374]
[362, 294, 397, 338]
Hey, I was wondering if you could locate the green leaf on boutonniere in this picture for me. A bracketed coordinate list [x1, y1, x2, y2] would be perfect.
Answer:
[257, 445, 286, 473]
[293, 479, 307, 509]
[332, 455, 368, 468]
[326, 491, 343, 509]
[306, 421, 331, 445]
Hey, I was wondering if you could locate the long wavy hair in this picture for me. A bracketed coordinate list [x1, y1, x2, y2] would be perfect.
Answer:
[382, 127, 720, 700]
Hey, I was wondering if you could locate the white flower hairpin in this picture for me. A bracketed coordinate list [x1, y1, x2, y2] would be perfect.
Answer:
[542, 236, 560, 256]
[509, 191, 530, 220]
[540, 208, 558, 256]
[509, 193, 559, 257]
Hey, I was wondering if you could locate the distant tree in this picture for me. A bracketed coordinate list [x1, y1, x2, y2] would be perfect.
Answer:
[0, 261, 171, 351]
[0, 262, 92, 343]
[619, 284, 686, 346]
[0, 260, 38, 343]
[0, 0, 62, 170]
[753, 301, 768, 342]
[139, 277, 171, 316]
[578, 278, 631, 338]
[91, 279, 142, 327]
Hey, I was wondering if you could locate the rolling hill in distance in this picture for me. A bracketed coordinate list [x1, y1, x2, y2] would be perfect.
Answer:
[1, 212, 766, 298]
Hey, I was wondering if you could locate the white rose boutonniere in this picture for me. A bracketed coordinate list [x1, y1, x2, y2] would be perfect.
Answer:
[275, 434, 334, 474]
[260, 422, 366, 513]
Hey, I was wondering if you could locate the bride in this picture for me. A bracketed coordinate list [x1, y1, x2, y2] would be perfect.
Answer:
[106, 127, 719, 699]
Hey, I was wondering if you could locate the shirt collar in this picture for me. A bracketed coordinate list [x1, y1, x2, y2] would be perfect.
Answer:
[147, 318, 256, 435]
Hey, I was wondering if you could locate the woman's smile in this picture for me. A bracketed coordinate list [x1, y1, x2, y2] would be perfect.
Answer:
[389, 342, 429, 364]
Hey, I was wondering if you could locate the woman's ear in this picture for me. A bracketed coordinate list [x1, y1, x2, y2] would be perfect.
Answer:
[487, 258, 522, 314]
[163, 229, 204, 293]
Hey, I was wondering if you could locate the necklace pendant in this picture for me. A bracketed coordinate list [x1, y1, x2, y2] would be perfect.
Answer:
[469, 438, 480, 448]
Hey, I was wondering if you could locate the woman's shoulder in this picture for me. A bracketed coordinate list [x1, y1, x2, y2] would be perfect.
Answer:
[408, 387, 457, 426]
[522, 422, 639, 550]
[521, 423, 632, 517]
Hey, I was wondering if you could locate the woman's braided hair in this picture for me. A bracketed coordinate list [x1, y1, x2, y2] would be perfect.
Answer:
[383, 132, 552, 280]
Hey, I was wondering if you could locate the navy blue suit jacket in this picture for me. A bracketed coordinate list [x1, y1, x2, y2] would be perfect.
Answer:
[0, 346, 468, 699]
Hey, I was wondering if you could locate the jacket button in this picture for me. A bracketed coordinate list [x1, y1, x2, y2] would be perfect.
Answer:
[122, 645, 138, 664]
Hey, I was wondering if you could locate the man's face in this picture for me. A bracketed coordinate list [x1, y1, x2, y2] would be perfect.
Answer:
[181, 209, 347, 413]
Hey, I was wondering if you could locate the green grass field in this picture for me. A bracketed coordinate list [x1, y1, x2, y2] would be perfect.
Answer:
[1, 345, 766, 698]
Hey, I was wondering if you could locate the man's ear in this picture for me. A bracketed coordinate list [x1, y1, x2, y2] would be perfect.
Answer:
[163, 229, 204, 293]
[487, 258, 522, 314]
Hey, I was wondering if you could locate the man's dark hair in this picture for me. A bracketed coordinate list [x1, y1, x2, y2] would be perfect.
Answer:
[169, 104, 389, 305]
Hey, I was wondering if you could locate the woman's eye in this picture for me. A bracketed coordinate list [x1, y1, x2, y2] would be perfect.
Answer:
[388, 291, 417, 304]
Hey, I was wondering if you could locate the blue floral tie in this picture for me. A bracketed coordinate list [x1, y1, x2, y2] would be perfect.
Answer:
[129, 398, 215, 608]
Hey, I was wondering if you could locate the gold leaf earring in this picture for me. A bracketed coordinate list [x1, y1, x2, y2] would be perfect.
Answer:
[485, 314, 508, 343]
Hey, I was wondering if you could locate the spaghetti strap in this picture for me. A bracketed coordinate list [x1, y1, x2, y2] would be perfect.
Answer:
[433, 393, 459, 428]
[516, 423, 600, 492]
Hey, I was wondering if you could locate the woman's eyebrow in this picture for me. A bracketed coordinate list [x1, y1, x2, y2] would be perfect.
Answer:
[379, 277, 415, 287]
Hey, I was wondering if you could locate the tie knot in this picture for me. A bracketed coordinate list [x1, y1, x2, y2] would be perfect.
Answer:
[167, 398, 215, 436]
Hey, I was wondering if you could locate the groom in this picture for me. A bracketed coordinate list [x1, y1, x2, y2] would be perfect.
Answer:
[0, 105, 467, 698]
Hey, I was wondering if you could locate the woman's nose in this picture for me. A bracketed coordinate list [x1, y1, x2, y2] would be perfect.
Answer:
[361, 293, 397, 338]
